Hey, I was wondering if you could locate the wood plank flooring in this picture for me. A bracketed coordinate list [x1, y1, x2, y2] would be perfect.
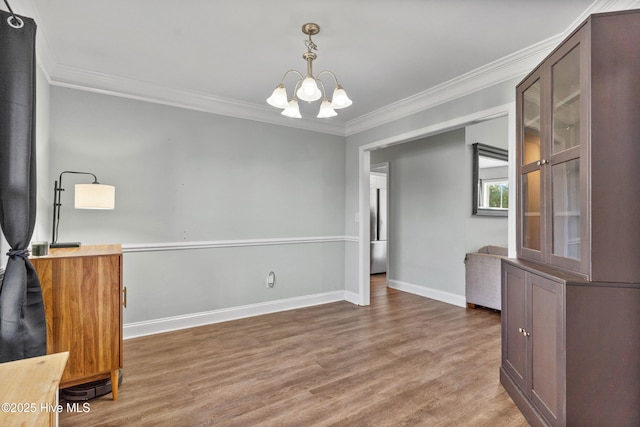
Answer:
[59, 275, 528, 426]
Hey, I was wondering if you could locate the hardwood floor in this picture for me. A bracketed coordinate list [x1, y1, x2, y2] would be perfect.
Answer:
[60, 275, 528, 426]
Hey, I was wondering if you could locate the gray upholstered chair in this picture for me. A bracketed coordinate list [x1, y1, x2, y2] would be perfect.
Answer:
[464, 245, 508, 311]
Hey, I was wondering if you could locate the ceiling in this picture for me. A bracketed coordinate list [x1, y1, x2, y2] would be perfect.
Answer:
[8, 0, 637, 135]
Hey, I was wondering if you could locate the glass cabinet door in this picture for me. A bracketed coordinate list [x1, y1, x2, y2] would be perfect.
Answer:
[516, 24, 589, 277]
[552, 160, 580, 259]
[552, 46, 580, 154]
[523, 170, 542, 251]
[521, 80, 542, 253]
[523, 81, 542, 165]
[551, 45, 581, 262]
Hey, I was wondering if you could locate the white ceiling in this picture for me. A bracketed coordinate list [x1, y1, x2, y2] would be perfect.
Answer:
[9, 0, 639, 135]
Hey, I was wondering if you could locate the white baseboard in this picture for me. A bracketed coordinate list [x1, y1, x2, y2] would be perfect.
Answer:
[344, 290, 360, 305]
[388, 279, 466, 308]
[124, 290, 353, 339]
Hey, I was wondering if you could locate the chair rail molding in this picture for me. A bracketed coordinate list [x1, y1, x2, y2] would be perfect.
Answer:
[122, 235, 353, 253]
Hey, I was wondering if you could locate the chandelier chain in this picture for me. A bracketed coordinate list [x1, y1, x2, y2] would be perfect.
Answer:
[305, 38, 318, 53]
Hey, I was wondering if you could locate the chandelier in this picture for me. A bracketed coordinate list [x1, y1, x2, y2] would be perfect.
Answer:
[267, 23, 352, 119]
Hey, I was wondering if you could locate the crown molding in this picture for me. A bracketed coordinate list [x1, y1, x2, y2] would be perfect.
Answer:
[43, 39, 542, 138]
[48, 65, 347, 136]
[13, 0, 345, 136]
[343, 0, 640, 136]
[20, 0, 640, 137]
[343, 35, 559, 137]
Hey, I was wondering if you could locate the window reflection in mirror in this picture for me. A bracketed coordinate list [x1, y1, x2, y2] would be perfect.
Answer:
[472, 143, 509, 217]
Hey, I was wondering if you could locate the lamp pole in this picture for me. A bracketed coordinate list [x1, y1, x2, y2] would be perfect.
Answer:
[50, 171, 99, 248]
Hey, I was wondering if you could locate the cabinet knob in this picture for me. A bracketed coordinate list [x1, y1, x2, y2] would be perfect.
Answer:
[536, 160, 541, 166]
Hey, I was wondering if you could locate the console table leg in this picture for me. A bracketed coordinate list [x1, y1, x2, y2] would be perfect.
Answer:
[111, 370, 119, 400]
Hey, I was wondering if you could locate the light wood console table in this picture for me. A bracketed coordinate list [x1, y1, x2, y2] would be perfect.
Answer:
[0, 351, 69, 426]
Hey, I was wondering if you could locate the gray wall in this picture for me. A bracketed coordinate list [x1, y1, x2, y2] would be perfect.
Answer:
[464, 116, 509, 252]
[40, 70, 517, 328]
[371, 130, 467, 296]
[49, 88, 346, 243]
[34, 65, 51, 244]
[344, 78, 519, 296]
[47, 87, 347, 330]
[364, 117, 510, 300]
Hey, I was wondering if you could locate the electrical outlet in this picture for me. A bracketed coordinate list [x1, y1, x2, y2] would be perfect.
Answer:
[266, 271, 276, 288]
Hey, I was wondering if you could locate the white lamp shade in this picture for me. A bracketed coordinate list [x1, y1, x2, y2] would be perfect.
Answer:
[330, 86, 353, 109]
[266, 84, 289, 108]
[281, 99, 302, 118]
[75, 184, 115, 209]
[317, 99, 337, 118]
[296, 76, 322, 102]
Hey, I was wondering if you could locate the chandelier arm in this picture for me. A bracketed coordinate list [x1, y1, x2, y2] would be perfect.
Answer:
[291, 79, 303, 100]
[279, 69, 305, 83]
[317, 70, 340, 86]
[316, 79, 328, 99]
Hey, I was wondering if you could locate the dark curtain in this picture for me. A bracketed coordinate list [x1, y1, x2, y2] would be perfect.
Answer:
[0, 9, 46, 362]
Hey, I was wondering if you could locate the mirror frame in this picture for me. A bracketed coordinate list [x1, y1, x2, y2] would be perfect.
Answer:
[472, 142, 509, 217]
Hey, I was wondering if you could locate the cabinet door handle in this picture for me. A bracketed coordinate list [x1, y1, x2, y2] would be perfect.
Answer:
[123, 286, 127, 308]
[536, 160, 541, 166]
[518, 327, 530, 337]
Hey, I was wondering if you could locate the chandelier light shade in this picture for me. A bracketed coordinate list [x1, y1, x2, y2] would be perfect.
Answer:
[267, 23, 352, 119]
[317, 99, 338, 118]
[282, 99, 302, 118]
[297, 76, 323, 102]
[266, 83, 288, 109]
[331, 85, 353, 109]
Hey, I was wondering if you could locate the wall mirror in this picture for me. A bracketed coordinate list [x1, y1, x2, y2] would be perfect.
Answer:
[472, 142, 508, 217]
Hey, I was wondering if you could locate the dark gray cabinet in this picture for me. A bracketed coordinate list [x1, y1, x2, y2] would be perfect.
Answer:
[502, 261, 564, 426]
[502, 9, 640, 427]
[517, 9, 640, 282]
[502, 259, 640, 427]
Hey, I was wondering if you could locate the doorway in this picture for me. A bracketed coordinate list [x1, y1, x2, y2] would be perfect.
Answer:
[356, 103, 517, 306]
[370, 163, 389, 284]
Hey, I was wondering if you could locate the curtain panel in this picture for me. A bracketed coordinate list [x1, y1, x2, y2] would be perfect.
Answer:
[0, 9, 46, 362]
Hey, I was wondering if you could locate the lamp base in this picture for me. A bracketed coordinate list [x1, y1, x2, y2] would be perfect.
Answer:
[50, 242, 81, 248]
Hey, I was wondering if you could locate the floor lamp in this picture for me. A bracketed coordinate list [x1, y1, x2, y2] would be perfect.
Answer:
[51, 171, 115, 248]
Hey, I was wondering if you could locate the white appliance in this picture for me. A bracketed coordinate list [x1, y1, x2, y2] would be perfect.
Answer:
[370, 184, 387, 274]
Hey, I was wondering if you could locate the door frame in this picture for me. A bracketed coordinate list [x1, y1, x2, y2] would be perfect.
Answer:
[356, 102, 517, 306]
